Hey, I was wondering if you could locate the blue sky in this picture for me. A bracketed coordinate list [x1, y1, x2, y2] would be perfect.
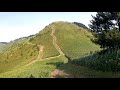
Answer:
[0, 12, 97, 42]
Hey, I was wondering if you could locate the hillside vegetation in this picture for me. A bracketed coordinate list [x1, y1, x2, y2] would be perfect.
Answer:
[2, 21, 119, 78]
[51, 21, 100, 59]
[0, 42, 39, 73]
[29, 26, 59, 58]
[0, 56, 66, 78]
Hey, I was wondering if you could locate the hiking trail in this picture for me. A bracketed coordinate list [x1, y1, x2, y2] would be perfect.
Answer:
[23, 25, 66, 67]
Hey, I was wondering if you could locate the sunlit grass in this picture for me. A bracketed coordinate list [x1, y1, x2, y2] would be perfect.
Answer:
[52, 22, 100, 59]
[0, 42, 39, 73]
[0, 56, 65, 78]
[30, 26, 59, 58]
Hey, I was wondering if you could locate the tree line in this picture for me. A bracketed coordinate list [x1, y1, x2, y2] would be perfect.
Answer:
[89, 12, 120, 50]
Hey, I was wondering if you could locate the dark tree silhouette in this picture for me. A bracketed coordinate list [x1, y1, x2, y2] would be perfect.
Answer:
[89, 12, 120, 49]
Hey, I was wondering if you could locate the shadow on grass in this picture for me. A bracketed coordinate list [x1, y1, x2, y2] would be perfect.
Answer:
[46, 61, 87, 78]
[46, 62, 64, 68]
[71, 49, 120, 72]
[46, 50, 120, 78]
[46, 61, 69, 77]
[45, 54, 95, 78]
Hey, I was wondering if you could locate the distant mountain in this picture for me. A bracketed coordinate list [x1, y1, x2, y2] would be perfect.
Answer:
[0, 34, 35, 53]
[0, 42, 8, 45]
[73, 22, 89, 30]
[0, 42, 8, 52]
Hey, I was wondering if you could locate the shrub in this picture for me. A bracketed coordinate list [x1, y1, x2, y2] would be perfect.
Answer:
[29, 74, 35, 78]
[72, 49, 120, 72]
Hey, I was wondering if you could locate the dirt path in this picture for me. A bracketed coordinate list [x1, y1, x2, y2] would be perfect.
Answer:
[40, 55, 61, 61]
[24, 45, 44, 67]
[27, 42, 44, 60]
[14, 25, 71, 78]
[50, 26, 65, 56]
[22, 26, 69, 78]
[51, 69, 70, 78]
[23, 26, 66, 67]
[49, 26, 70, 78]
[36, 45, 44, 60]
[18, 26, 84, 78]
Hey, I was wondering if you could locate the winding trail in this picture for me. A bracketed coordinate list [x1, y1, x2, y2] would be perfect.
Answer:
[50, 26, 65, 56]
[23, 25, 66, 67]
[49, 26, 69, 78]
[15, 25, 69, 78]
[24, 44, 44, 67]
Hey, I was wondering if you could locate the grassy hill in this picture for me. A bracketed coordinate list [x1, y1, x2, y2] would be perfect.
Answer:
[29, 26, 60, 58]
[0, 36, 39, 73]
[51, 21, 100, 59]
[2, 21, 119, 78]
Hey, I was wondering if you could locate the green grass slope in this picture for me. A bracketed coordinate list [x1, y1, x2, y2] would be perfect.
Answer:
[29, 26, 59, 58]
[0, 21, 102, 78]
[51, 21, 100, 59]
[0, 22, 60, 75]
[0, 56, 66, 78]
[0, 42, 39, 73]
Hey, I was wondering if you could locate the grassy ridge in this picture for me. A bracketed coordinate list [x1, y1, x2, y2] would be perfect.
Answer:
[52, 22, 100, 59]
[0, 21, 106, 78]
[0, 42, 39, 73]
[30, 26, 59, 58]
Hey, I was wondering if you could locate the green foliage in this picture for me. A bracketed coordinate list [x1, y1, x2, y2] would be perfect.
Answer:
[72, 49, 120, 72]
[0, 21, 102, 78]
[29, 74, 35, 78]
[92, 29, 120, 49]
[0, 42, 39, 73]
[105, 29, 120, 49]
[58, 63, 120, 78]
[89, 12, 118, 32]
[89, 12, 120, 49]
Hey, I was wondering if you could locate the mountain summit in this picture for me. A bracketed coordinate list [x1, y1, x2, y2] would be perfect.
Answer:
[0, 21, 100, 78]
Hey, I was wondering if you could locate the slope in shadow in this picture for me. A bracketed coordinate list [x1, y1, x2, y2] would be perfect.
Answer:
[46, 62, 86, 78]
